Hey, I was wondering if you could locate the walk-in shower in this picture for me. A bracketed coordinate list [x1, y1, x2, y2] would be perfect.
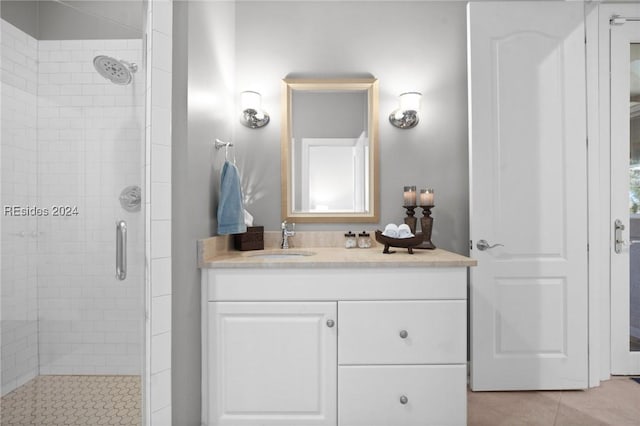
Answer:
[1, 1, 147, 423]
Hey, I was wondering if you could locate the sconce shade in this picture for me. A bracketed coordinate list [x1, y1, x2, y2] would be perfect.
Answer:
[399, 92, 421, 111]
[389, 91, 422, 129]
[241, 91, 262, 110]
[240, 90, 270, 128]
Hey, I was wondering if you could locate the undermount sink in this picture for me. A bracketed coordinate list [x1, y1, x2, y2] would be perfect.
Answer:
[246, 250, 316, 259]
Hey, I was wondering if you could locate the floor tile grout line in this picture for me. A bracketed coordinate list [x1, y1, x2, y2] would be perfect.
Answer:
[552, 390, 564, 426]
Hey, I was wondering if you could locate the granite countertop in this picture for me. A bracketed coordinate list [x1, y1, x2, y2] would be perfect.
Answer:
[199, 242, 477, 269]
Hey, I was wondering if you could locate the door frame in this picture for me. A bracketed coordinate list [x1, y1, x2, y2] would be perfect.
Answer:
[589, 2, 640, 384]
[603, 6, 640, 376]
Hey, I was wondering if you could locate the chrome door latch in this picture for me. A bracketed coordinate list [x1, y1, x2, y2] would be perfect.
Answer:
[476, 239, 504, 251]
[614, 219, 625, 254]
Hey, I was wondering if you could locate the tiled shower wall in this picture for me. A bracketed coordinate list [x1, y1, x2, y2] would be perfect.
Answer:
[0, 20, 39, 396]
[36, 39, 144, 375]
[146, 1, 173, 422]
[1, 19, 145, 394]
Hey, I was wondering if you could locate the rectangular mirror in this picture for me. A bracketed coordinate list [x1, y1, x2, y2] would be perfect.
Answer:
[281, 78, 379, 222]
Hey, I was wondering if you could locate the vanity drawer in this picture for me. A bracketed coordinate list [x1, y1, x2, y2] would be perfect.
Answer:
[338, 365, 467, 426]
[338, 300, 466, 364]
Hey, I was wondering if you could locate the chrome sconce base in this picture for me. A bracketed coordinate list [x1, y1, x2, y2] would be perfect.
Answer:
[389, 110, 419, 129]
[240, 108, 270, 129]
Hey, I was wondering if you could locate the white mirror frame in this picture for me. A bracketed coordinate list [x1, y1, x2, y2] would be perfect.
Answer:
[281, 78, 380, 223]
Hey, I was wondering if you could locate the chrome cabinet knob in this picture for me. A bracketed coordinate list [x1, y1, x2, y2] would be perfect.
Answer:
[326, 319, 335, 328]
[399, 330, 408, 339]
[399, 395, 409, 405]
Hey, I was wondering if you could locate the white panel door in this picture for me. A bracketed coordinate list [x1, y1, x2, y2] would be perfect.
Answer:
[468, 1, 588, 390]
[610, 18, 640, 375]
[209, 302, 337, 425]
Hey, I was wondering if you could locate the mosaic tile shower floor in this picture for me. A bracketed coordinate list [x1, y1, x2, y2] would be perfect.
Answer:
[0, 375, 141, 425]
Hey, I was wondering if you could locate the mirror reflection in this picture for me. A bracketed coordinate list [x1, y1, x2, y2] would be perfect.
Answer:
[281, 79, 379, 222]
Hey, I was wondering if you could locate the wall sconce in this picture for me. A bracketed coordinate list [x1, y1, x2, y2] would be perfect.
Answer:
[239, 91, 270, 128]
[389, 92, 422, 129]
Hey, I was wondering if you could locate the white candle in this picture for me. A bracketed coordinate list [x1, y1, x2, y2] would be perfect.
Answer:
[403, 186, 416, 206]
[420, 188, 434, 206]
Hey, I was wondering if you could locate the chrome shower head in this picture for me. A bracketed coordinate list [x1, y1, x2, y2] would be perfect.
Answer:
[93, 55, 137, 85]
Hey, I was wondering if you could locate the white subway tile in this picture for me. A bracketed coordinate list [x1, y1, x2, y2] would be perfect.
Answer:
[150, 369, 171, 412]
[150, 144, 171, 183]
[151, 258, 171, 297]
[151, 331, 171, 374]
[150, 68, 171, 108]
[150, 106, 171, 146]
[150, 220, 171, 259]
[151, 32, 171, 72]
[39, 62, 60, 74]
[151, 295, 171, 336]
[151, 182, 171, 220]
[60, 40, 83, 50]
[152, 2, 173, 36]
[49, 50, 72, 62]
[60, 85, 82, 96]
[81, 85, 105, 96]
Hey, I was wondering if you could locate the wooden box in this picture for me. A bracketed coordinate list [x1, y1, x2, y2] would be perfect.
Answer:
[234, 226, 264, 251]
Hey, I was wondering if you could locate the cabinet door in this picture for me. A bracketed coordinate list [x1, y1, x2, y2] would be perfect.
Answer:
[209, 302, 337, 425]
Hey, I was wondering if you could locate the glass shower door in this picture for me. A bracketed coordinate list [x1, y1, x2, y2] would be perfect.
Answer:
[0, 2, 146, 422]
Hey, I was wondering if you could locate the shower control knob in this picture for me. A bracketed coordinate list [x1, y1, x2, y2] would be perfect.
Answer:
[326, 319, 335, 328]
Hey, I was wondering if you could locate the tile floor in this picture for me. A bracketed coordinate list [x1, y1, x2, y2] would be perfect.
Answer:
[0, 375, 141, 425]
[468, 376, 640, 426]
[1, 374, 637, 425]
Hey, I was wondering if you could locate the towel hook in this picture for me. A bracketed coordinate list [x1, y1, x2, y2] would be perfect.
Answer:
[214, 138, 236, 164]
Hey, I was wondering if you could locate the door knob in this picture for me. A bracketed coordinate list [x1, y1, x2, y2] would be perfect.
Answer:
[476, 239, 504, 251]
[326, 319, 335, 328]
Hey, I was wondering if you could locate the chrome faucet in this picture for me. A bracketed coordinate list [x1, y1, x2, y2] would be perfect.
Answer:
[281, 220, 295, 249]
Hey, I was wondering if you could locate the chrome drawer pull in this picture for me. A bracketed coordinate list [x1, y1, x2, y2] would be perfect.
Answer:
[399, 330, 408, 339]
[326, 319, 335, 328]
[400, 395, 409, 405]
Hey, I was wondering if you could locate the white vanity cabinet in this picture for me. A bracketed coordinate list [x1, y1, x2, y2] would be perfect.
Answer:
[202, 265, 470, 426]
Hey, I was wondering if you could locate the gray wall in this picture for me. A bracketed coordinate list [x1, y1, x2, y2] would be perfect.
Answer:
[1, 1, 38, 37]
[172, 1, 236, 424]
[233, 1, 469, 255]
[173, 1, 469, 423]
[1, 0, 142, 39]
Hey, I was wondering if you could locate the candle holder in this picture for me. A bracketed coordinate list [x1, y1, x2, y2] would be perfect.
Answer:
[415, 205, 436, 249]
[402, 205, 418, 235]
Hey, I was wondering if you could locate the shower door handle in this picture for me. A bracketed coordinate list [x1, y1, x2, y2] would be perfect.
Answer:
[116, 220, 127, 280]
